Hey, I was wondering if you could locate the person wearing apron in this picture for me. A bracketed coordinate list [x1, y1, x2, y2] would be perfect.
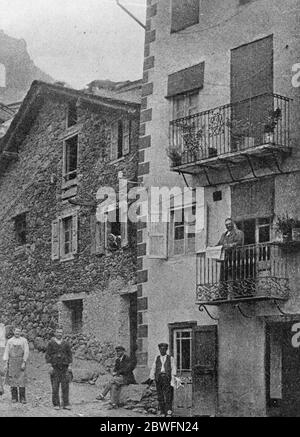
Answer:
[3, 327, 29, 403]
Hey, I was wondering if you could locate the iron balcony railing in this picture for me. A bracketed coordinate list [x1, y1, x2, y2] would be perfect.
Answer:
[169, 93, 290, 167]
[196, 243, 290, 303]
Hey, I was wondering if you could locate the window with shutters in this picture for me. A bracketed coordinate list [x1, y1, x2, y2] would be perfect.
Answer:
[14, 213, 27, 246]
[171, 0, 200, 33]
[110, 119, 131, 161]
[63, 135, 78, 186]
[90, 207, 128, 254]
[169, 205, 196, 256]
[51, 211, 78, 261]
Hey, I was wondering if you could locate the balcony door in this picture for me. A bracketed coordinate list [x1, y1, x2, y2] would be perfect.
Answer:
[230, 35, 274, 149]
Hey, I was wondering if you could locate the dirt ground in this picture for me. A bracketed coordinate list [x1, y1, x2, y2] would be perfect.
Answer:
[0, 350, 148, 417]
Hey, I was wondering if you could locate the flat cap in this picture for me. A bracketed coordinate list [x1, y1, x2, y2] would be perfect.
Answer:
[115, 345, 125, 351]
[158, 342, 168, 348]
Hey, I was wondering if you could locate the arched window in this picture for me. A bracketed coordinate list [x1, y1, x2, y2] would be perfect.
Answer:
[0, 63, 6, 87]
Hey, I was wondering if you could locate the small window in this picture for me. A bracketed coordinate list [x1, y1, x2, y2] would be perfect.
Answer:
[106, 207, 122, 251]
[171, 0, 200, 33]
[174, 329, 192, 374]
[63, 299, 83, 333]
[110, 119, 131, 161]
[63, 135, 78, 183]
[52, 212, 78, 261]
[62, 216, 73, 256]
[67, 101, 77, 128]
[14, 213, 27, 245]
[170, 206, 196, 256]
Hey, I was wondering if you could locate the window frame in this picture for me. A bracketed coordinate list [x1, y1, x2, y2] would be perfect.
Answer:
[236, 216, 272, 245]
[172, 91, 199, 121]
[110, 118, 132, 162]
[62, 134, 79, 189]
[173, 328, 193, 374]
[52, 208, 79, 262]
[169, 204, 196, 257]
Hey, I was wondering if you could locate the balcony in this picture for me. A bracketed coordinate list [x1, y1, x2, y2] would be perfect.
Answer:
[196, 243, 290, 305]
[169, 93, 291, 176]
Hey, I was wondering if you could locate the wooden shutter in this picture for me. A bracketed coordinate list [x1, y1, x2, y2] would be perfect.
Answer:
[230, 36, 273, 148]
[192, 325, 218, 417]
[51, 219, 60, 260]
[231, 178, 274, 221]
[171, 0, 200, 33]
[90, 214, 96, 255]
[167, 63, 205, 97]
[122, 120, 131, 155]
[148, 215, 168, 259]
[71, 213, 78, 255]
[110, 121, 118, 161]
[95, 212, 106, 255]
[121, 220, 128, 248]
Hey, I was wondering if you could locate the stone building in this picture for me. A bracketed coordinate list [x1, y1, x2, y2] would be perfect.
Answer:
[137, 0, 300, 416]
[0, 80, 140, 365]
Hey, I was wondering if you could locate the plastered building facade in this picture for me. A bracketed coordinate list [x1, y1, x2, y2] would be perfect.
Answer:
[136, 0, 300, 416]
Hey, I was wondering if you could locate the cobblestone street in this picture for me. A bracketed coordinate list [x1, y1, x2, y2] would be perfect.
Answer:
[0, 351, 148, 418]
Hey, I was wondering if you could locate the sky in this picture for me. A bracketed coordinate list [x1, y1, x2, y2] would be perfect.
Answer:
[0, 0, 146, 89]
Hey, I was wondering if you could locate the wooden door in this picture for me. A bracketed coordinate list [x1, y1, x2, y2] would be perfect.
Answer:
[192, 325, 218, 416]
[230, 35, 274, 149]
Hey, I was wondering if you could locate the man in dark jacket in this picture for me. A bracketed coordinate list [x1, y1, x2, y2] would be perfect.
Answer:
[96, 345, 136, 408]
[45, 328, 72, 410]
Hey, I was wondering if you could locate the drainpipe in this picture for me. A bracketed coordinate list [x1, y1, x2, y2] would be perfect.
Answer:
[116, 0, 146, 30]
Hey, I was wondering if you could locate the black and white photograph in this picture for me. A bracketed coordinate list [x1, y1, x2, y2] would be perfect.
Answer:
[0, 0, 299, 421]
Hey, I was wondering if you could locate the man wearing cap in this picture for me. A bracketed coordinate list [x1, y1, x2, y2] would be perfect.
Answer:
[96, 345, 136, 408]
[149, 343, 176, 417]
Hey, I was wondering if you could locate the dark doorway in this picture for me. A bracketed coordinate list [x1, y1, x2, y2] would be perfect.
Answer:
[192, 325, 218, 416]
[266, 321, 300, 417]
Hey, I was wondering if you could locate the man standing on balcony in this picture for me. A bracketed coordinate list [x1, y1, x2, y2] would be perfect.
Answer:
[218, 218, 244, 249]
[218, 219, 244, 296]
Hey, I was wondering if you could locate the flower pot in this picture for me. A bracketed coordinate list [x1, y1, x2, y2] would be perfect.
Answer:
[282, 233, 292, 243]
[208, 147, 217, 158]
[263, 132, 274, 144]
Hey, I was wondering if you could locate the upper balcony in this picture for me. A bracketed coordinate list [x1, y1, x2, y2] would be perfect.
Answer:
[196, 243, 290, 305]
[169, 93, 291, 177]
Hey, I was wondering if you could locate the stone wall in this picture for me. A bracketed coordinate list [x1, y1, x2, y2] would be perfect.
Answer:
[0, 93, 139, 368]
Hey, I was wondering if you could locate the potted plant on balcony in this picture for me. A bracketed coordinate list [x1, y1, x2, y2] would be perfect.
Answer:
[275, 213, 296, 243]
[166, 147, 182, 167]
[179, 124, 206, 162]
[226, 118, 254, 151]
[263, 108, 282, 144]
[292, 220, 300, 242]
